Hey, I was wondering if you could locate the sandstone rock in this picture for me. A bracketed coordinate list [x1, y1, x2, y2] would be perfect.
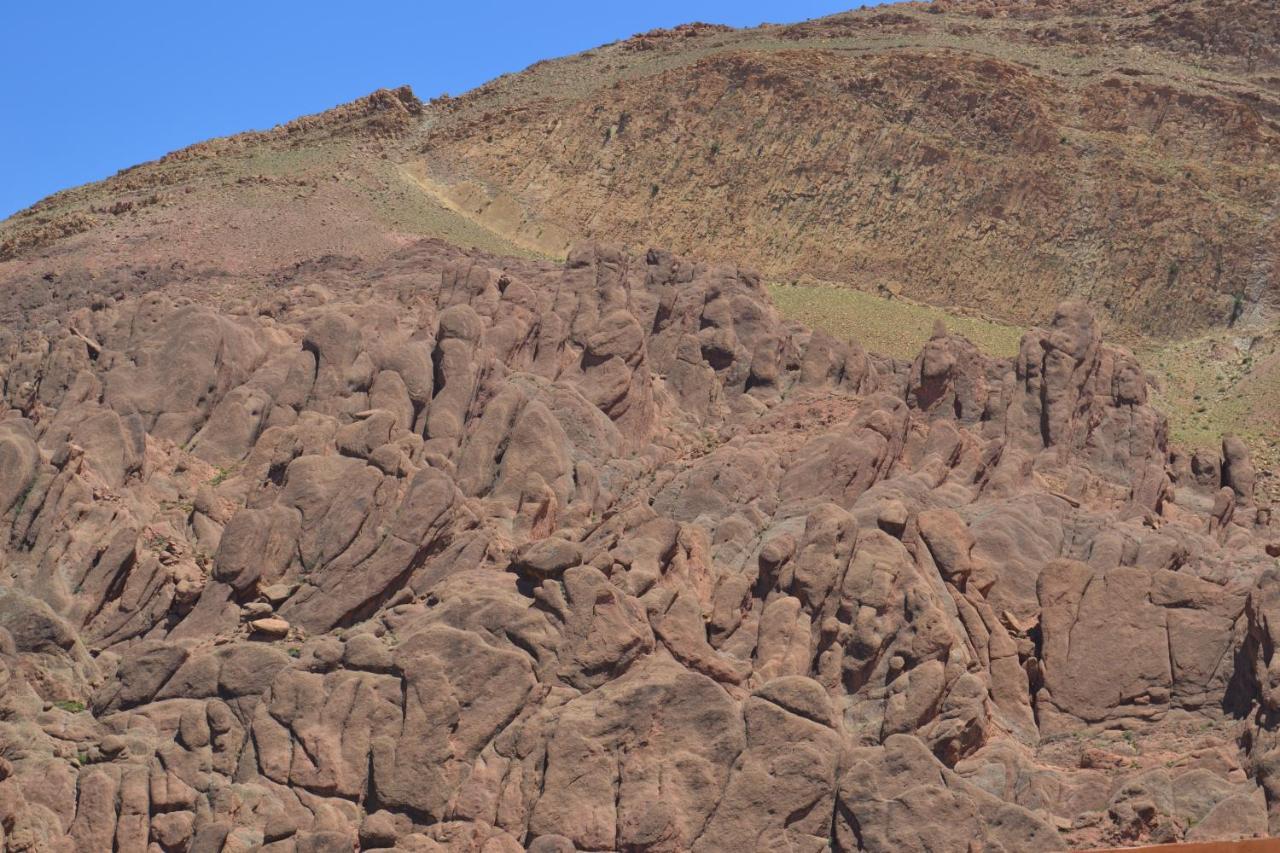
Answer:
[249, 617, 290, 638]
[512, 537, 582, 579]
[1223, 434, 1257, 503]
[261, 583, 295, 605]
[0, 241, 1272, 851]
[241, 601, 273, 620]
[876, 499, 909, 536]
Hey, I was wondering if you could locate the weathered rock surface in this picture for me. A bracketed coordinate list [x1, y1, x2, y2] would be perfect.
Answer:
[1, 240, 1278, 850]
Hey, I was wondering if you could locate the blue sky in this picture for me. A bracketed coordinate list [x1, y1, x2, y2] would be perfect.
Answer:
[0, 1, 884, 218]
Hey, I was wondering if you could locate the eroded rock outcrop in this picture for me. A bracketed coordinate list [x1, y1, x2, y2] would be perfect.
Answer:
[0, 241, 1276, 851]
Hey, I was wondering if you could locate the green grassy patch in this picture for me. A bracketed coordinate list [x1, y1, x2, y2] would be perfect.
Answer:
[769, 284, 1024, 360]
[1139, 329, 1280, 495]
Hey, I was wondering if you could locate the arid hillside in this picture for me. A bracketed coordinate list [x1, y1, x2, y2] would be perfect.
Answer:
[418, 0, 1280, 336]
[0, 87, 537, 332]
[3, 0, 1278, 337]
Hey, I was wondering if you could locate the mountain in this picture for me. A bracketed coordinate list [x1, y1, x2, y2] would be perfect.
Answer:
[4, 0, 1278, 336]
[4, 3, 1280, 852]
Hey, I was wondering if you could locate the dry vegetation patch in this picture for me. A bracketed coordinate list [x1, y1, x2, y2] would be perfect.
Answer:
[769, 283, 1024, 359]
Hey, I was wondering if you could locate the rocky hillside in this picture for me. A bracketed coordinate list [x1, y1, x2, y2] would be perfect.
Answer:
[417, 0, 1280, 336]
[3, 237, 1280, 850]
[3, 0, 1277, 337]
[4, 2, 1280, 851]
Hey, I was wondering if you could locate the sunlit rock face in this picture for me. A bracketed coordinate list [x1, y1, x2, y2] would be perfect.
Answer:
[0, 240, 1276, 851]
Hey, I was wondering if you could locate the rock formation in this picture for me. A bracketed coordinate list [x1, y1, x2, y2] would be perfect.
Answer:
[1, 240, 1278, 850]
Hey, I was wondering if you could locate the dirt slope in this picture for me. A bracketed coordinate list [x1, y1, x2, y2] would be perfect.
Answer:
[0, 87, 533, 331]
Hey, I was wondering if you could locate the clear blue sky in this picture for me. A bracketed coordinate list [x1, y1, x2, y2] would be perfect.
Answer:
[1, 1, 882, 219]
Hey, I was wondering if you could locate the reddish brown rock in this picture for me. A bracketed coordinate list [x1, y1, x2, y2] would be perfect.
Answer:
[0, 241, 1275, 851]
